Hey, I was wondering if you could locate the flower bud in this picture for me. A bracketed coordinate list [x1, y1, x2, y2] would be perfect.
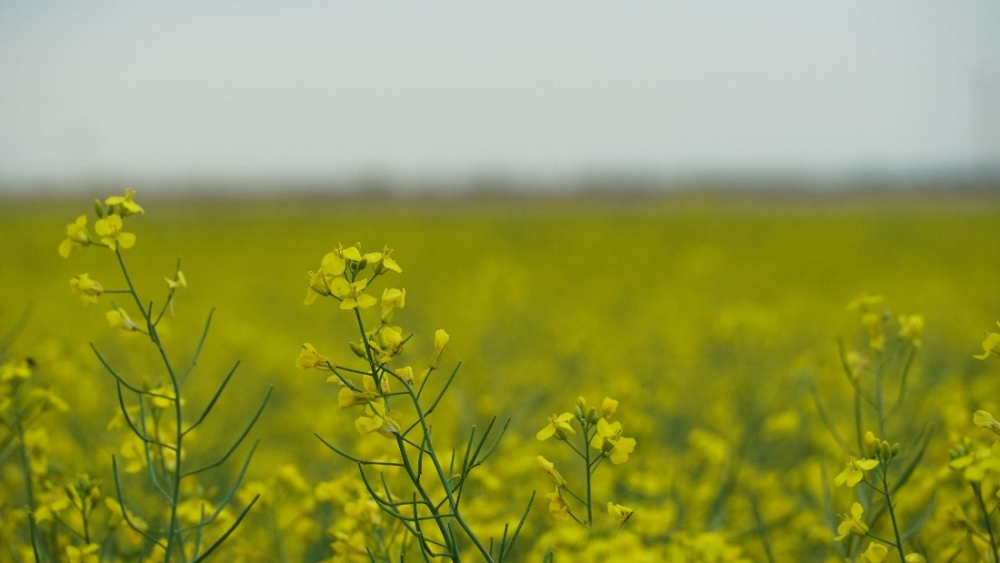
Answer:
[94, 199, 105, 218]
[350, 342, 367, 359]
[586, 408, 601, 425]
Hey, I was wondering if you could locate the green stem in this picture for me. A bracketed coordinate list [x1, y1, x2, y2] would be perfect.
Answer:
[973, 483, 1000, 563]
[879, 465, 906, 562]
[582, 422, 593, 528]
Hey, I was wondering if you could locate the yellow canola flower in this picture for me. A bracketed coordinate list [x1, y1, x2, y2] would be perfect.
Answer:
[861, 542, 889, 563]
[974, 324, 1000, 360]
[904, 554, 927, 562]
[590, 418, 637, 464]
[600, 397, 619, 418]
[364, 247, 402, 274]
[65, 543, 101, 563]
[69, 273, 104, 304]
[355, 401, 400, 439]
[106, 307, 138, 331]
[949, 445, 1000, 481]
[536, 455, 566, 487]
[296, 343, 334, 371]
[835, 502, 869, 541]
[105, 188, 144, 217]
[381, 287, 406, 322]
[59, 215, 93, 257]
[165, 270, 187, 289]
[834, 457, 879, 487]
[94, 214, 136, 252]
[848, 293, 883, 312]
[330, 277, 377, 310]
[304, 269, 332, 305]
[434, 329, 450, 353]
[861, 312, 885, 352]
[321, 244, 363, 277]
[1, 358, 33, 382]
[545, 487, 571, 521]
[23, 427, 49, 475]
[897, 314, 924, 347]
[974, 409, 1000, 436]
[537, 412, 576, 441]
[607, 502, 634, 529]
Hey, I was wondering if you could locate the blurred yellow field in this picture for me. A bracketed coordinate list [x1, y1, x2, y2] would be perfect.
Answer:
[2, 192, 1000, 561]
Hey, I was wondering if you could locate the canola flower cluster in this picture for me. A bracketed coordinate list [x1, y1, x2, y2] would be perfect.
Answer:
[0, 190, 998, 561]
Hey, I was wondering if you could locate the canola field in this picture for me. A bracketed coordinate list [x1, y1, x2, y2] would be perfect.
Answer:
[2, 190, 1000, 562]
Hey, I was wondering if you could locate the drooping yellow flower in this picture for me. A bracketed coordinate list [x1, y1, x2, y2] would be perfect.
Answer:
[338, 386, 375, 409]
[59, 215, 92, 257]
[165, 271, 187, 289]
[974, 325, 1000, 360]
[296, 343, 334, 371]
[949, 445, 1000, 481]
[607, 502, 634, 529]
[834, 457, 879, 487]
[355, 401, 400, 439]
[545, 487, 570, 521]
[94, 214, 136, 251]
[861, 542, 889, 563]
[897, 314, 924, 347]
[69, 273, 104, 304]
[537, 412, 576, 441]
[835, 502, 869, 541]
[434, 329, 450, 353]
[329, 277, 377, 310]
[600, 397, 619, 418]
[105, 188, 144, 216]
[590, 418, 637, 464]
[106, 308, 138, 331]
[536, 456, 566, 486]
[381, 287, 406, 321]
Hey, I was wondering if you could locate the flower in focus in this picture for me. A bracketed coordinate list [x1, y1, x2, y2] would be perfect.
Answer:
[835, 502, 869, 541]
[381, 287, 406, 322]
[69, 273, 104, 304]
[296, 343, 334, 371]
[974, 324, 1000, 360]
[330, 277, 377, 310]
[94, 214, 136, 252]
[321, 244, 363, 277]
[59, 215, 92, 257]
[607, 502, 634, 529]
[590, 418, 637, 464]
[537, 412, 576, 441]
[536, 455, 566, 486]
[355, 401, 400, 439]
[545, 487, 570, 521]
[364, 247, 402, 274]
[834, 457, 879, 487]
[106, 308, 138, 331]
[105, 188, 144, 217]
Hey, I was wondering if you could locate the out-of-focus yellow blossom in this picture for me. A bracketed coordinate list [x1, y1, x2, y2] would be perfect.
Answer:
[536, 455, 566, 486]
[949, 444, 1000, 481]
[600, 397, 619, 418]
[331, 530, 368, 557]
[106, 307, 138, 331]
[165, 270, 187, 289]
[105, 188, 144, 216]
[120, 438, 147, 473]
[845, 349, 872, 382]
[897, 314, 924, 346]
[607, 502, 634, 529]
[296, 343, 334, 371]
[835, 502, 869, 540]
[65, 543, 100, 563]
[546, 487, 571, 521]
[380, 287, 406, 321]
[537, 412, 576, 441]
[834, 457, 879, 487]
[94, 214, 136, 252]
[974, 409, 1000, 436]
[330, 277, 377, 310]
[59, 215, 92, 257]
[848, 293, 883, 312]
[1, 358, 33, 382]
[974, 324, 1000, 360]
[861, 542, 889, 563]
[33, 487, 71, 523]
[861, 312, 885, 352]
[147, 384, 182, 410]
[69, 273, 104, 304]
[364, 247, 402, 274]
[904, 554, 927, 562]
[176, 499, 218, 525]
[590, 418, 637, 464]
[354, 401, 400, 438]
[23, 427, 49, 475]
[29, 387, 70, 413]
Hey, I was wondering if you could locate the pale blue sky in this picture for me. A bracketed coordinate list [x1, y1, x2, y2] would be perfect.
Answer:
[1, 2, 999, 187]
